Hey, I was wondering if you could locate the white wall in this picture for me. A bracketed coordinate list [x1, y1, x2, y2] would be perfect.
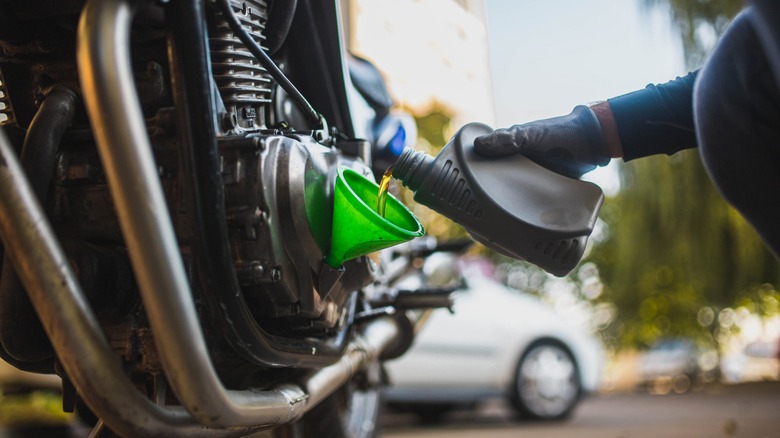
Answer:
[348, 0, 495, 129]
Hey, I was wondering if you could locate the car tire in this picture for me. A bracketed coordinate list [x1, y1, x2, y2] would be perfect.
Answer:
[511, 340, 581, 420]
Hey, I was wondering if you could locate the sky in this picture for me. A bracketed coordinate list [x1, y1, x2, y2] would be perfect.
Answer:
[483, 0, 688, 193]
[484, 0, 687, 126]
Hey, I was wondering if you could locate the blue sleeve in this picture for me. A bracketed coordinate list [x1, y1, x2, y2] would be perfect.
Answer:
[607, 71, 699, 161]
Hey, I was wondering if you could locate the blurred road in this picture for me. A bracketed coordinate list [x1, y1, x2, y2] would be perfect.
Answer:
[380, 381, 780, 438]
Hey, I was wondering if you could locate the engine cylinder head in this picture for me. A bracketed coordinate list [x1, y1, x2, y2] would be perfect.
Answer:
[209, 0, 272, 129]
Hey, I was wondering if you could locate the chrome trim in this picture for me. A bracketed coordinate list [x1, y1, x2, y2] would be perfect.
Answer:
[305, 318, 398, 409]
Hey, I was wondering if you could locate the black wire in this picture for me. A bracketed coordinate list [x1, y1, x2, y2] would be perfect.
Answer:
[215, 0, 322, 127]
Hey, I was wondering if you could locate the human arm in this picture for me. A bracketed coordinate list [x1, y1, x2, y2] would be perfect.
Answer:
[474, 72, 700, 176]
[607, 71, 698, 160]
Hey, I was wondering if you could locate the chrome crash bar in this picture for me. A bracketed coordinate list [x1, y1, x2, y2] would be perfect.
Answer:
[0, 0, 400, 435]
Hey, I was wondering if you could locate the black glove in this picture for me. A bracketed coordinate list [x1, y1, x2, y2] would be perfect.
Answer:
[473, 105, 611, 179]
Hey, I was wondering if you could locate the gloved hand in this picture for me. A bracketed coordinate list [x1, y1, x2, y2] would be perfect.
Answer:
[473, 105, 611, 179]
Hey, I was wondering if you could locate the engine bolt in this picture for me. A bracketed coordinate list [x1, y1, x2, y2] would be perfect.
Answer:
[255, 207, 267, 225]
[251, 262, 264, 277]
[237, 261, 265, 285]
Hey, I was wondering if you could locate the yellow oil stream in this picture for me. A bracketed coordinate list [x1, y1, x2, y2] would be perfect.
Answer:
[376, 166, 393, 218]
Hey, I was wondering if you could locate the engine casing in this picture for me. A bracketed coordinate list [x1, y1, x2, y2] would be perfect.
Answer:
[221, 132, 376, 332]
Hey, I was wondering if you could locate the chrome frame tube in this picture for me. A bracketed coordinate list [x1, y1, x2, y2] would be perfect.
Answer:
[304, 318, 398, 409]
[0, 86, 77, 364]
[76, 0, 400, 430]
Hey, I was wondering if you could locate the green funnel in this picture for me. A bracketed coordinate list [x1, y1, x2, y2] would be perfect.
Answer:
[325, 167, 424, 268]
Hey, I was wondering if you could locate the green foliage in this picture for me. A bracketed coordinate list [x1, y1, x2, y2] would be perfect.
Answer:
[0, 390, 72, 427]
[641, 0, 746, 68]
[591, 150, 780, 349]
[414, 101, 454, 151]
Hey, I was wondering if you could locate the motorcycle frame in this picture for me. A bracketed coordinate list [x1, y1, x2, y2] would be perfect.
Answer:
[0, 0, 405, 435]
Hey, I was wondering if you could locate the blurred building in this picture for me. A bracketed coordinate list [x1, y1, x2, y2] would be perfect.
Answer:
[344, 0, 495, 129]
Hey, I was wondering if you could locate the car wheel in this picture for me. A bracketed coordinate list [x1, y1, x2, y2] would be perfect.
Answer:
[511, 340, 581, 420]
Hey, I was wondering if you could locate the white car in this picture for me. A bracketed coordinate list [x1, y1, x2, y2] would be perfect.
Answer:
[384, 257, 604, 421]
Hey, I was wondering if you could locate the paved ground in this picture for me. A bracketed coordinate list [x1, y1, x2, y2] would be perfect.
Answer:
[380, 381, 780, 438]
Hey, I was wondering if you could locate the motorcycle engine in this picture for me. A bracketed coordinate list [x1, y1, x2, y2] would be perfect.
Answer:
[206, 0, 377, 333]
[0, 0, 376, 373]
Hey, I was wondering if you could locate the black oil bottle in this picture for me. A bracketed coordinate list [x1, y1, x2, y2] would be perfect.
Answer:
[392, 122, 604, 276]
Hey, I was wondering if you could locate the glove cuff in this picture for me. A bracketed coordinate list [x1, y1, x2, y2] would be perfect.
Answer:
[573, 105, 611, 167]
